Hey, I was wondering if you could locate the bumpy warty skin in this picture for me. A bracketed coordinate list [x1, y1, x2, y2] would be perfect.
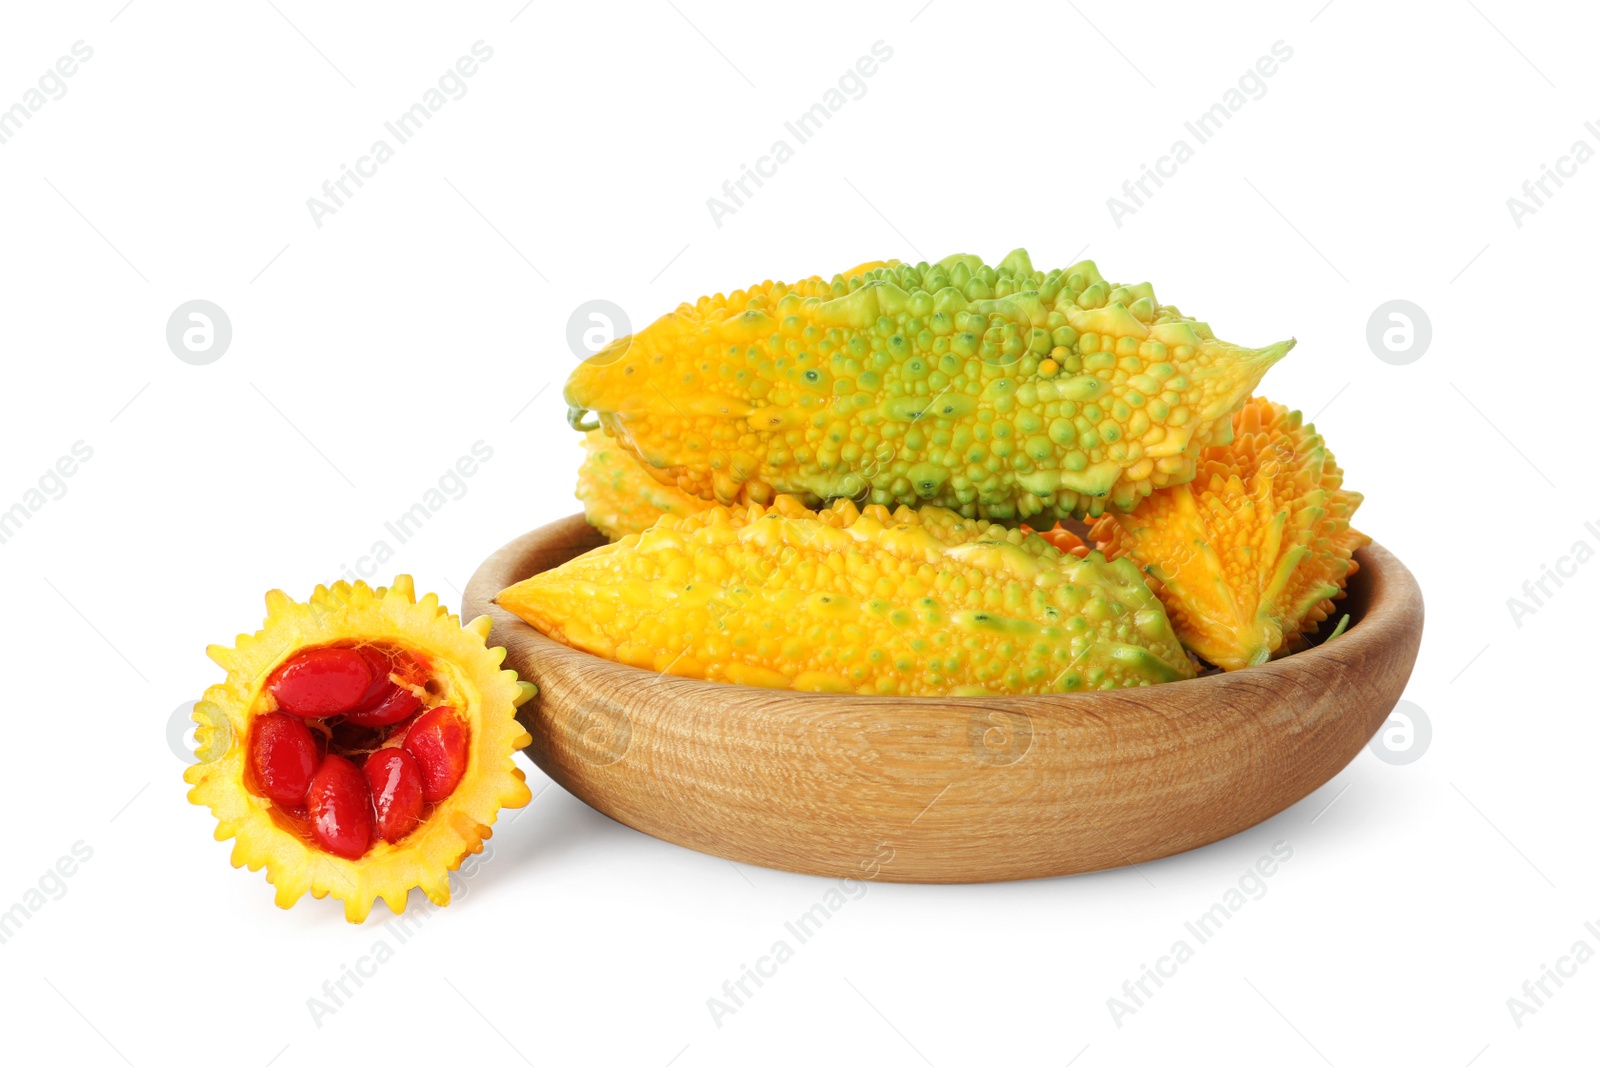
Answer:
[575, 428, 714, 539]
[496, 495, 1195, 696]
[564, 250, 1293, 522]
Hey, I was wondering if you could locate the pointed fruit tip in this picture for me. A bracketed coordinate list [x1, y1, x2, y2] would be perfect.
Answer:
[1258, 338, 1296, 364]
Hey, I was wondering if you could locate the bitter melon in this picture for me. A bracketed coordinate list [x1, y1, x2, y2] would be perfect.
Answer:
[496, 495, 1195, 695]
[185, 576, 536, 922]
[576, 427, 714, 539]
[564, 250, 1292, 521]
[1091, 397, 1368, 670]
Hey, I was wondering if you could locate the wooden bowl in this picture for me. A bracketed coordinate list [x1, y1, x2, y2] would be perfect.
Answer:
[464, 515, 1423, 883]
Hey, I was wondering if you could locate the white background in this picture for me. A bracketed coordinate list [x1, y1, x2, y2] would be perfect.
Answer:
[1, 1, 1595, 1064]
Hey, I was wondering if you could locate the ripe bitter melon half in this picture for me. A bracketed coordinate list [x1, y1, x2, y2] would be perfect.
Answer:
[1093, 397, 1368, 670]
[565, 250, 1293, 522]
[185, 577, 536, 921]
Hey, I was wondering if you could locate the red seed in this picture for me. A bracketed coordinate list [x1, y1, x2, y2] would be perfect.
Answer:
[344, 684, 422, 728]
[268, 647, 373, 718]
[364, 749, 424, 843]
[248, 713, 319, 806]
[307, 755, 373, 859]
[351, 647, 396, 709]
[403, 707, 469, 803]
[344, 648, 428, 727]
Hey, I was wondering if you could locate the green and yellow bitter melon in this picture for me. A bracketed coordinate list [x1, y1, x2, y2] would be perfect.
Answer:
[565, 251, 1292, 521]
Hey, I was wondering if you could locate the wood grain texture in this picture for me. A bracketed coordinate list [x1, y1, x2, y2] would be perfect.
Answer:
[464, 514, 1424, 883]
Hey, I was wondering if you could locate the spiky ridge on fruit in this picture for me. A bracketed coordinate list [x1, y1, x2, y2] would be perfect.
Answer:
[1091, 397, 1369, 671]
[576, 428, 715, 540]
[184, 577, 536, 922]
[496, 496, 1194, 695]
[564, 250, 1293, 521]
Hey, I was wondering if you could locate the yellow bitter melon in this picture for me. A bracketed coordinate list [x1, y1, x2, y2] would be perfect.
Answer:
[1091, 397, 1369, 670]
[496, 496, 1195, 695]
[564, 250, 1292, 521]
[576, 428, 714, 539]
